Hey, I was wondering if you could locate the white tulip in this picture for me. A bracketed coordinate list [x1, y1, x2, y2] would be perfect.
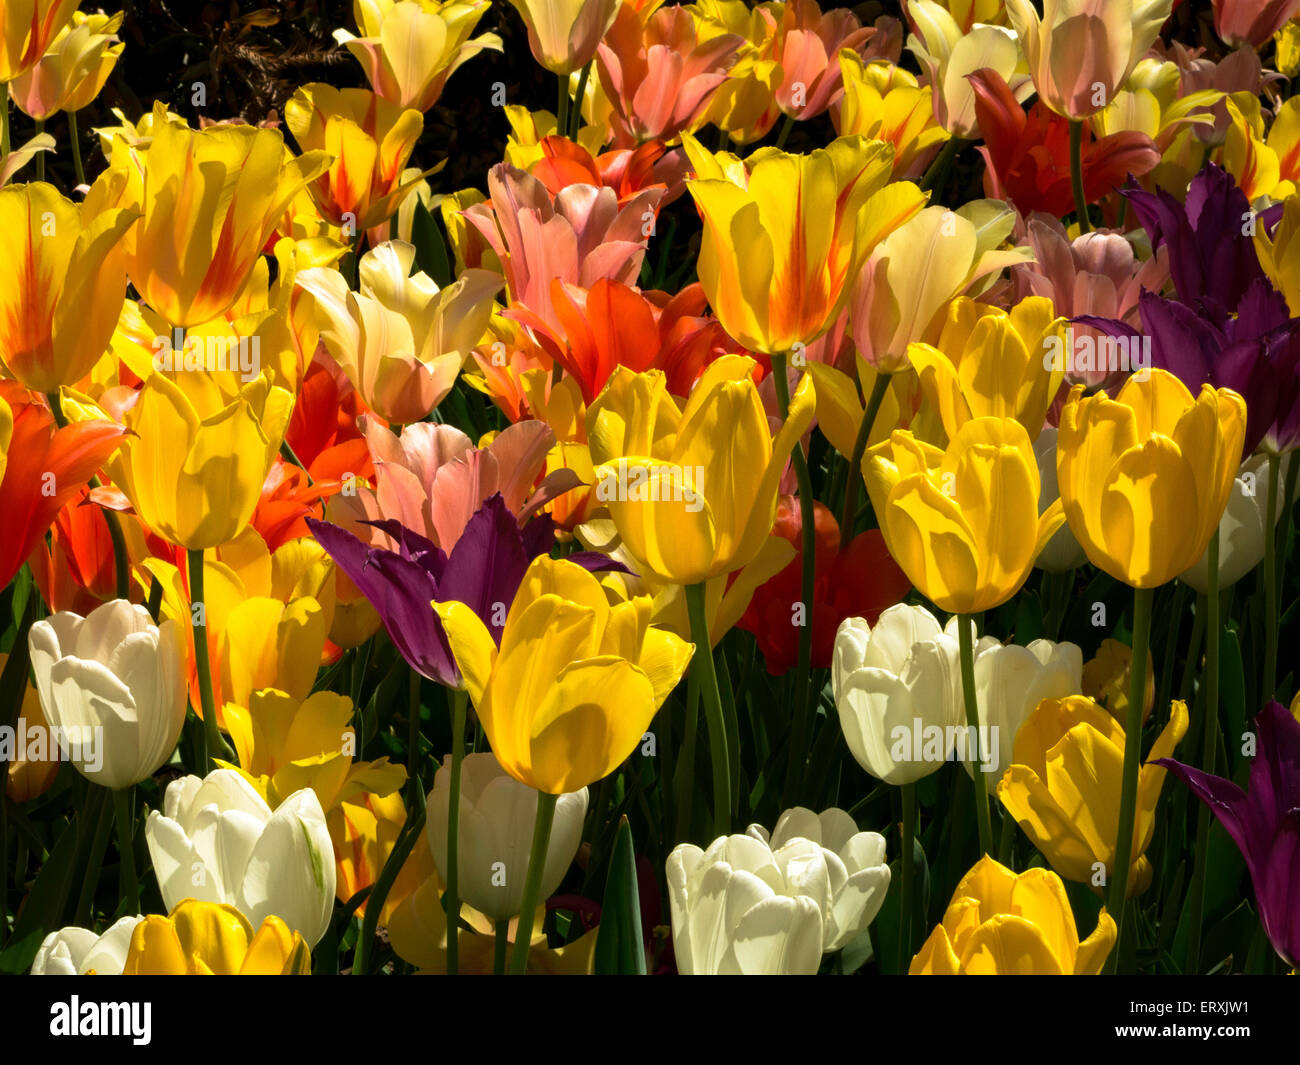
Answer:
[1181, 453, 1288, 593]
[28, 600, 186, 790]
[746, 807, 892, 952]
[426, 753, 588, 921]
[145, 769, 336, 947]
[30, 915, 144, 975]
[1033, 427, 1088, 572]
[667, 834, 824, 974]
[965, 637, 1083, 787]
[832, 605, 995, 784]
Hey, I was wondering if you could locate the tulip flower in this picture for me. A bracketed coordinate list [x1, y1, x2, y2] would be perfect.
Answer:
[910, 855, 1116, 973]
[0, 383, 126, 590]
[682, 132, 923, 355]
[330, 790, 433, 920]
[335, 0, 502, 112]
[1181, 453, 1288, 593]
[0, 0, 79, 82]
[1031, 427, 1087, 571]
[284, 84, 427, 233]
[1157, 700, 1300, 966]
[586, 356, 816, 585]
[1006, 0, 1175, 121]
[1213, 0, 1300, 47]
[122, 900, 311, 975]
[145, 769, 337, 947]
[426, 753, 588, 920]
[1056, 369, 1246, 589]
[9, 11, 123, 120]
[997, 695, 1188, 895]
[907, 295, 1067, 444]
[832, 606, 993, 784]
[297, 240, 502, 424]
[864, 419, 1066, 614]
[0, 181, 137, 392]
[102, 107, 328, 327]
[506, 0, 619, 75]
[771, 0, 879, 122]
[31, 916, 144, 975]
[665, 833, 826, 974]
[833, 53, 948, 179]
[965, 636, 1083, 787]
[1255, 193, 1300, 320]
[1082, 638, 1155, 725]
[5, 669, 60, 802]
[745, 806, 892, 951]
[28, 486, 123, 615]
[434, 555, 692, 794]
[28, 600, 186, 790]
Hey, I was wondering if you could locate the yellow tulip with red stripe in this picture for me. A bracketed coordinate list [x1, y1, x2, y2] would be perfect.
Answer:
[0, 0, 79, 82]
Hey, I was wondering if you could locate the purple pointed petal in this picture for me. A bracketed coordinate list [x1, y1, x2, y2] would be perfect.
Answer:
[440, 494, 530, 644]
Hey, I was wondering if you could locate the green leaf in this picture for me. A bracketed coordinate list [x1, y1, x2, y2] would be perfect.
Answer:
[410, 198, 453, 288]
[1217, 622, 1246, 774]
[0, 810, 84, 973]
[593, 816, 646, 975]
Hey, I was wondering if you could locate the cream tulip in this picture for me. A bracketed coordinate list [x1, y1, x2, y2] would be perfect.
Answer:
[30, 916, 144, 975]
[1180, 453, 1289, 594]
[28, 601, 186, 791]
[144, 769, 336, 947]
[426, 753, 588, 921]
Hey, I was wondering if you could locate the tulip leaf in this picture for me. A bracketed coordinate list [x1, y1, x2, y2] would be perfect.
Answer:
[410, 198, 454, 289]
[593, 816, 646, 975]
[0, 810, 82, 973]
[1216, 623, 1246, 775]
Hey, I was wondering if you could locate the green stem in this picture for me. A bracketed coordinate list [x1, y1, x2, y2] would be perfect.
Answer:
[840, 372, 890, 537]
[445, 687, 467, 976]
[958, 616, 992, 855]
[0, 82, 9, 161]
[997, 811, 1015, 867]
[111, 788, 139, 915]
[353, 804, 426, 974]
[1069, 120, 1092, 234]
[1263, 452, 1280, 700]
[556, 73, 570, 143]
[68, 110, 86, 187]
[568, 62, 591, 139]
[919, 135, 962, 193]
[1186, 532, 1220, 974]
[494, 918, 509, 975]
[73, 790, 116, 925]
[34, 120, 44, 181]
[684, 582, 731, 837]
[509, 790, 558, 974]
[1105, 583, 1155, 970]
[774, 112, 795, 149]
[896, 781, 915, 973]
[188, 548, 233, 771]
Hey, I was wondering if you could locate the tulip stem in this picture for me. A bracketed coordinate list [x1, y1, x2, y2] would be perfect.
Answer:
[556, 74, 571, 145]
[1068, 120, 1092, 234]
[1186, 532, 1221, 974]
[445, 687, 467, 976]
[0, 82, 8, 161]
[684, 581, 732, 837]
[919, 135, 963, 194]
[840, 372, 891, 537]
[353, 803, 426, 974]
[1105, 583, 1155, 971]
[568, 63, 591, 139]
[187, 548, 234, 771]
[509, 790, 558, 974]
[34, 121, 44, 181]
[68, 111, 86, 187]
[111, 787, 139, 916]
[494, 918, 509, 975]
[1263, 452, 1280, 700]
[771, 352, 817, 810]
[896, 781, 916, 973]
[958, 616, 993, 855]
[774, 113, 795, 150]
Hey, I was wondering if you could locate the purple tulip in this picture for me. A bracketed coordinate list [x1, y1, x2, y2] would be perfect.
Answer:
[1154, 700, 1300, 968]
[307, 494, 628, 687]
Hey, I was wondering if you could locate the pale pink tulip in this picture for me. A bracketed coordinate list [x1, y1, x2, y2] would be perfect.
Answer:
[1212, 0, 1300, 47]
[775, 0, 879, 120]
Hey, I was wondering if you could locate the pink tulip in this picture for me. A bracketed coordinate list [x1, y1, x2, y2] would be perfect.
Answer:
[1212, 0, 1300, 47]
[774, 1, 884, 120]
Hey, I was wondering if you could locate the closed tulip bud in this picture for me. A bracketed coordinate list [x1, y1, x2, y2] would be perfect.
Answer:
[0, 181, 137, 393]
[911, 855, 1116, 974]
[31, 916, 144, 975]
[122, 900, 311, 975]
[666, 833, 825, 974]
[832, 606, 993, 784]
[1180, 453, 1288, 594]
[145, 770, 337, 947]
[0, 0, 80, 82]
[964, 636, 1083, 788]
[426, 753, 588, 920]
[865, 419, 1066, 614]
[1031, 426, 1088, 571]
[586, 355, 816, 585]
[997, 695, 1188, 896]
[745, 807, 891, 952]
[10, 11, 124, 120]
[1057, 370, 1246, 589]
[506, 0, 620, 75]
[28, 601, 186, 791]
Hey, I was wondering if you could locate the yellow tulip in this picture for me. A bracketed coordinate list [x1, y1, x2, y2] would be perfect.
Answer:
[505, 0, 619, 75]
[0, 0, 79, 82]
[336, 0, 502, 112]
[910, 855, 1116, 974]
[682, 133, 925, 355]
[834, 52, 949, 178]
[101, 106, 329, 327]
[997, 695, 1189, 896]
[1254, 193, 1300, 317]
[122, 900, 310, 975]
[907, 296, 1067, 444]
[586, 355, 816, 585]
[330, 791, 435, 920]
[9, 11, 123, 120]
[864, 418, 1065, 614]
[1223, 95, 1300, 203]
[1056, 369, 1246, 589]
[434, 555, 693, 794]
[0, 180, 136, 392]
